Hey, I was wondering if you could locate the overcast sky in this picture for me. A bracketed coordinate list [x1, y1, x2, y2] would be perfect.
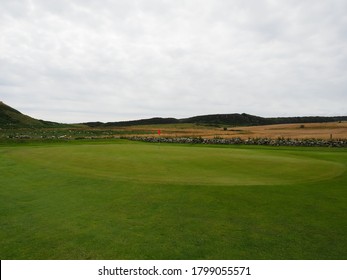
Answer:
[1, 0, 347, 123]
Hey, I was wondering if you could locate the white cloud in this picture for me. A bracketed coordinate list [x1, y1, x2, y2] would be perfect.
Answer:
[1, 0, 346, 122]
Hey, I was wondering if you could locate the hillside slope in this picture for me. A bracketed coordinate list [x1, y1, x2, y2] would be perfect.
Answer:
[83, 113, 347, 128]
[0, 101, 62, 128]
[2, 101, 346, 129]
[182, 113, 268, 126]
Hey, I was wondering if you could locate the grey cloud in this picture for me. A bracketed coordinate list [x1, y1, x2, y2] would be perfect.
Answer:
[0, 0, 346, 122]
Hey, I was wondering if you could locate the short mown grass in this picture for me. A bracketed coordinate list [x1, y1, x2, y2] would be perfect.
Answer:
[0, 140, 346, 259]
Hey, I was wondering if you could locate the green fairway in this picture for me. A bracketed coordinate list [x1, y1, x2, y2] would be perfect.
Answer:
[0, 140, 346, 259]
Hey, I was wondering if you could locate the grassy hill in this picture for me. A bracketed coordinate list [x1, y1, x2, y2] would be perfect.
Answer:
[0, 101, 63, 128]
[2, 101, 347, 129]
[83, 113, 347, 128]
[182, 113, 268, 126]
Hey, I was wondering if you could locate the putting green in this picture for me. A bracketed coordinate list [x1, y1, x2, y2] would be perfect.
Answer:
[1, 141, 347, 259]
[5, 143, 344, 186]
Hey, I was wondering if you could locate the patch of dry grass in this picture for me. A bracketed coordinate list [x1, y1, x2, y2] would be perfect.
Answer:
[116, 122, 347, 139]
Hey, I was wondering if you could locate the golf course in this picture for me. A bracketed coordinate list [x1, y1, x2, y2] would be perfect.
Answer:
[0, 139, 346, 259]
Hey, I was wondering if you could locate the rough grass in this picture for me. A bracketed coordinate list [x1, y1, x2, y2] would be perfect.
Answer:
[123, 121, 347, 139]
[0, 140, 346, 259]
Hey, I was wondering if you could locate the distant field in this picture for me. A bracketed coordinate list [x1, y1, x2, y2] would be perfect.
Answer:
[1, 121, 347, 141]
[123, 121, 347, 139]
[0, 140, 346, 259]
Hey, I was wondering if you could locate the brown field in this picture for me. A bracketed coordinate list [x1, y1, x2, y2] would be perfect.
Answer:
[119, 121, 347, 140]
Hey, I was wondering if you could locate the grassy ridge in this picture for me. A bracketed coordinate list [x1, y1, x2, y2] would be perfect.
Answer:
[83, 113, 347, 128]
[0, 140, 346, 259]
[2, 101, 347, 129]
[0, 101, 64, 128]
